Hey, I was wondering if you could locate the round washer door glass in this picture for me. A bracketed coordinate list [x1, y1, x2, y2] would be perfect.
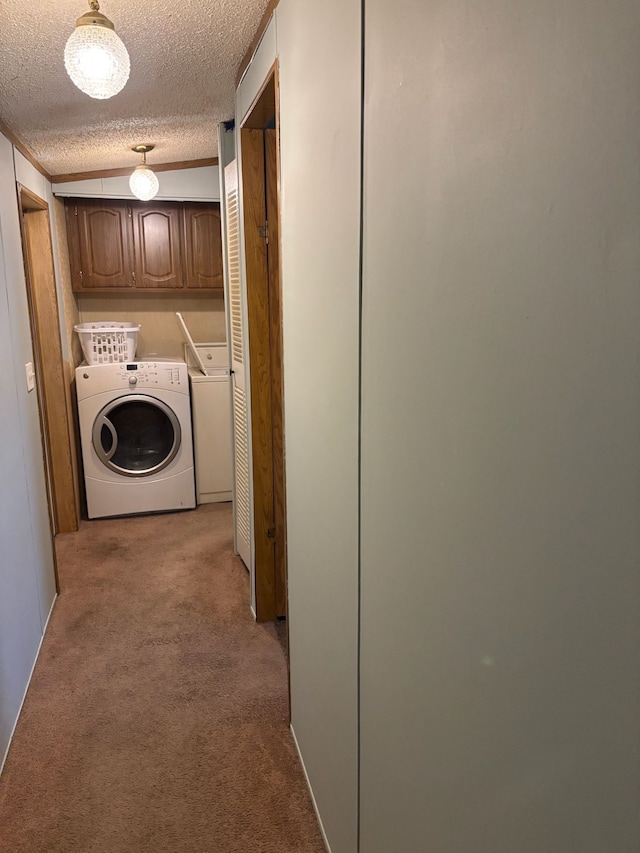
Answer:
[92, 394, 182, 477]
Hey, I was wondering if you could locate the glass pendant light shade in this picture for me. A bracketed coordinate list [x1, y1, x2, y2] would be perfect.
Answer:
[129, 165, 160, 201]
[64, 2, 130, 99]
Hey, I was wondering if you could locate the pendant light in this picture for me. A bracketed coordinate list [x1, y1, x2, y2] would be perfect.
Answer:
[129, 145, 160, 201]
[64, 0, 130, 100]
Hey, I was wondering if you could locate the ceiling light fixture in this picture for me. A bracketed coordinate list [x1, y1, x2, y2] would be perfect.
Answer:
[129, 145, 160, 201]
[64, 0, 130, 100]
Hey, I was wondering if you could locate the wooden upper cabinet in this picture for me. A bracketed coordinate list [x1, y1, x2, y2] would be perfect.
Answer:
[130, 202, 183, 289]
[183, 203, 223, 290]
[66, 199, 134, 290]
[66, 198, 222, 292]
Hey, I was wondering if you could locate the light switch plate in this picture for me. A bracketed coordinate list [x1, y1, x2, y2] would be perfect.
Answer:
[25, 362, 35, 392]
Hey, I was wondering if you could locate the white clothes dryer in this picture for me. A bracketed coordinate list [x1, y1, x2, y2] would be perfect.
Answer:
[76, 359, 195, 519]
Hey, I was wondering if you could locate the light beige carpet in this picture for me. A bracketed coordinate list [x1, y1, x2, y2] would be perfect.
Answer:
[0, 503, 325, 853]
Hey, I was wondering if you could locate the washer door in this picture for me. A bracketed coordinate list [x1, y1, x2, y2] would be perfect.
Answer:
[92, 394, 182, 478]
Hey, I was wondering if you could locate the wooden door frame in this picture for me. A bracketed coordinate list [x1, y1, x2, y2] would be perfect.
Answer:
[18, 184, 79, 548]
[239, 63, 287, 622]
[264, 126, 287, 618]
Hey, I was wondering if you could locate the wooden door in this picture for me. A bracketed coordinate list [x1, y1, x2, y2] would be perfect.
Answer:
[183, 203, 223, 290]
[19, 186, 78, 547]
[69, 199, 134, 289]
[239, 70, 287, 622]
[241, 126, 276, 621]
[131, 202, 183, 289]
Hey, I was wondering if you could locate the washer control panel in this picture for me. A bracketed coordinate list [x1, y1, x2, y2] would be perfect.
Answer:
[119, 362, 183, 387]
[76, 360, 187, 399]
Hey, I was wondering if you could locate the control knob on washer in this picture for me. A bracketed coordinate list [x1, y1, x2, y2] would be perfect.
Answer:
[129, 375, 137, 386]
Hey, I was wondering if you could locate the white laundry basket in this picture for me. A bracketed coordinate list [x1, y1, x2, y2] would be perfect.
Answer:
[75, 321, 140, 365]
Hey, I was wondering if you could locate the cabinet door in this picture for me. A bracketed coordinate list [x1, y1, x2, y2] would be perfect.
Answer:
[72, 200, 134, 289]
[131, 203, 183, 289]
[183, 203, 223, 290]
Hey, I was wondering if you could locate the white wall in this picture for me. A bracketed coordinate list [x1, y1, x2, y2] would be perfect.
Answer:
[0, 134, 57, 769]
[237, 18, 277, 126]
[51, 165, 220, 202]
[236, 2, 361, 850]
[359, 1, 640, 851]
[236, 1, 640, 849]
[276, 2, 361, 850]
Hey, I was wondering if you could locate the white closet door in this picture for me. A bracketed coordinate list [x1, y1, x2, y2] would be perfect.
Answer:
[224, 160, 252, 569]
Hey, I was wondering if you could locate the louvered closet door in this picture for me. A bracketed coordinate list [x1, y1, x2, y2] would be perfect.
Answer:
[225, 160, 252, 569]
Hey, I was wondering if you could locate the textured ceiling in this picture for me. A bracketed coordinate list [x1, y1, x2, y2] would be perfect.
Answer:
[0, 0, 269, 175]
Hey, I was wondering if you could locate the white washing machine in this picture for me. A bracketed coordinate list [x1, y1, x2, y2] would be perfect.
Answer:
[76, 359, 196, 519]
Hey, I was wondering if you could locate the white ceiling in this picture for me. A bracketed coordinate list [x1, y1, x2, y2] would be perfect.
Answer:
[0, 0, 269, 176]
